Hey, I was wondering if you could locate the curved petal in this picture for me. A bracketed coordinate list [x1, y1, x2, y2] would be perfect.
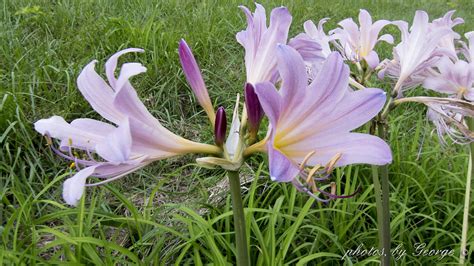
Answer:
[267, 143, 299, 182]
[77, 61, 124, 124]
[63, 166, 96, 206]
[60, 118, 115, 150]
[115, 63, 147, 92]
[364, 50, 380, 69]
[96, 118, 132, 163]
[105, 48, 144, 88]
[277, 52, 349, 136]
[279, 88, 386, 146]
[254, 81, 282, 128]
[423, 76, 458, 94]
[112, 65, 160, 128]
[34, 116, 112, 150]
[378, 34, 394, 44]
[276, 45, 307, 110]
[284, 133, 392, 166]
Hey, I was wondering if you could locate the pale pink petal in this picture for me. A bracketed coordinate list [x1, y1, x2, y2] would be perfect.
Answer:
[63, 166, 96, 206]
[378, 34, 394, 44]
[96, 118, 132, 163]
[34, 116, 111, 150]
[364, 50, 380, 69]
[77, 61, 124, 124]
[115, 63, 147, 92]
[105, 48, 144, 88]
[422, 76, 457, 95]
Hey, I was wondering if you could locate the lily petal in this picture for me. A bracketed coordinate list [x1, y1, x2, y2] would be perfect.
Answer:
[63, 166, 96, 206]
[267, 143, 299, 182]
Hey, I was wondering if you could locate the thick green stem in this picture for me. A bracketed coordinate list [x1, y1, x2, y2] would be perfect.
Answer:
[228, 170, 250, 266]
[460, 118, 474, 264]
[372, 121, 391, 265]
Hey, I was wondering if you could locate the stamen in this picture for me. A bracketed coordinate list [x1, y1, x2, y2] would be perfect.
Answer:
[299, 150, 316, 171]
[325, 153, 342, 173]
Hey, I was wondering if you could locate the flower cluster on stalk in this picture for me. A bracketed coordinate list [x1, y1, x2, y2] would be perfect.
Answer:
[35, 3, 474, 207]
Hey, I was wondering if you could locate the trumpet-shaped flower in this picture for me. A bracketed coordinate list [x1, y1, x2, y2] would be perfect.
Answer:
[398, 97, 474, 144]
[423, 57, 474, 101]
[34, 49, 219, 206]
[288, 18, 332, 79]
[461, 31, 474, 63]
[236, 3, 292, 84]
[379, 11, 459, 93]
[331, 9, 393, 69]
[431, 10, 463, 56]
[254, 45, 392, 183]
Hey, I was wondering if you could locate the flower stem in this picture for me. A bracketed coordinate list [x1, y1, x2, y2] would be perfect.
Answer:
[371, 121, 391, 265]
[227, 170, 250, 266]
[459, 118, 474, 264]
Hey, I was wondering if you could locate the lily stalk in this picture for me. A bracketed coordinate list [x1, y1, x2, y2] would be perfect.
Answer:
[228, 170, 250, 266]
[460, 117, 474, 264]
[371, 120, 391, 266]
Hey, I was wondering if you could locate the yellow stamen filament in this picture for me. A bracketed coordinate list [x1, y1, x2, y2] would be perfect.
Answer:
[299, 150, 316, 171]
[69, 162, 76, 169]
[330, 182, 336, 195]
[325, 153, 342, 173]
[307, 164, 322, 181]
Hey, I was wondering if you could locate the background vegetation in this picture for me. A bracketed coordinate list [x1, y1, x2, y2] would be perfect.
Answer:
[1, 0, 473, 264]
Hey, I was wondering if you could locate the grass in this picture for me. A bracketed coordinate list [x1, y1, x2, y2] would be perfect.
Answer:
[1, 0, 474, 264]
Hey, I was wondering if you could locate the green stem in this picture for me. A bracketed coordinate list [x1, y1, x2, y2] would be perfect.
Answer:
[228, 170, 250, 266]
[459, 118, 474, 265]
[372, 121, 391, 265]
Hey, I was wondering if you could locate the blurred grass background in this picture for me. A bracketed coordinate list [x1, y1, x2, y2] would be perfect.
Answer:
[1, 0, 474, 264]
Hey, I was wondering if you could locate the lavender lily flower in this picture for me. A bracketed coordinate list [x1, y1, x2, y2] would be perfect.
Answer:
[254, 45, 392, 188]
[331, 9, 393, 69]
[423, 57, 474, 101]
[288, 18, 332, 79]
[461, 31, 474, 63]
[431, 10, 464, 56]
[396, 97, 474, 144]
[236, 3, 292, 84]
[35, 49, 220, 206]
[378, 11, 458, 94]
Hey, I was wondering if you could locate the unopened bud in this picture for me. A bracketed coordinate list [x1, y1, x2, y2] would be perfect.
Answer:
[244, 83, 264, 140]
[214, 106, 227, 146]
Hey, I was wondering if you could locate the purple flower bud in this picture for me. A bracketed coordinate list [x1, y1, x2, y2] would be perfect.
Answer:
[178, 39, 215, 125]
[245, 83, 264, 135]
[214, 106, 227, 146]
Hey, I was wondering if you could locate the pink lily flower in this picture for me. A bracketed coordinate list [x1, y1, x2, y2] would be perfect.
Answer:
[431, 10, 464, 56]
[423, 57, 474, 101]
[35, 49, 219, 206]
[461, 31, 474, 63]
[378, 11, 459, 94]
[331, 9, 393, 69]
[288, 18, 333, 79]
[254, 45, 392, 185]
[236, 3, 292, 84]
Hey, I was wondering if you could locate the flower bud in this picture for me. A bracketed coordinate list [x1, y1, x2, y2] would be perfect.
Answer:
[214, 106, 227, 146]
[245, 83, 264, 140]
[178, 39, 215, 125]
